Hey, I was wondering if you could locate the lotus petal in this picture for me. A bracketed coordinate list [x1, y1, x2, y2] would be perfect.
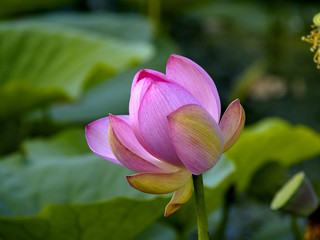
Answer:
[129, 70, 170, 154]
[86, 116, 128, 165]
[219, 99, 245, 152]
[168, 104, 224, 175]
[166, 54, 221, 122]
[164, 178, 193, 216]
[137, 81, 200, 167]
[109, 115, 170, 173]
[130, 69, 168, 93]
[126, 170, 192, 194]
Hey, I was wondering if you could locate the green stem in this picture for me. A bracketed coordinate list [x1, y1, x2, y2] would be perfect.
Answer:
[291, 216, 303, 240]
[193, 174, 209, 240]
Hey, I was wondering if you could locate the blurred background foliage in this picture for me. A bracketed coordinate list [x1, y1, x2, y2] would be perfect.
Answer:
[0, 0, 319, 239]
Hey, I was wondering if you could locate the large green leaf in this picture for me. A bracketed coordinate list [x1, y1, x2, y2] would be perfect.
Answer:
[32, 13, 153, 43]
[22, 128, 91, 161]
[0, 197, 167, 240]
[226, 118, 320, 192]
[134, 223, 176, 240]
[0, 129, 156, 217]
[0, 127, 235, 216]
[3, 118, 317, 239]
[0, 20, 154, 118]
[0, 126, 235, 239]
[0, 128, 169, 239]
[46, 37, 179, 123]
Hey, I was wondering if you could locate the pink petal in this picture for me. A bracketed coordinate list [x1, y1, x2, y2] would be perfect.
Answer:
[130, 69, 168, 94]
[129, 70, 171, 152]
[168, 104, 224, 175]
[109, 115, 174, 173]
[126, 170, 192, 194]
[137, 81, 200, 167]
[219, 99, 245, 152]
[166, 54, 221, 122]
[85, 116, 129, 165]
[164, 178, 193, 216]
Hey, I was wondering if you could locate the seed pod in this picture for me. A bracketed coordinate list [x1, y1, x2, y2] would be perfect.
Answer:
[270, 172, 319, 217]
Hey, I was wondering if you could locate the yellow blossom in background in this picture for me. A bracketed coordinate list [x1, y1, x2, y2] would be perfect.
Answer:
[302, 12, 320, 69]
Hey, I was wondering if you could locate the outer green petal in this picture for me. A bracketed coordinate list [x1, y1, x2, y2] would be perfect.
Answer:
[168, 104, 224, 175]
[219, 99, 245, 152]
[164, 178, 193, 217]
[126, 170, 192, 194]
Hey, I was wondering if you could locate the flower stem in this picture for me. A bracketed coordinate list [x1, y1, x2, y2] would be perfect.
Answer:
[193, 174, 209, 240]
[291, 217, 303, 240]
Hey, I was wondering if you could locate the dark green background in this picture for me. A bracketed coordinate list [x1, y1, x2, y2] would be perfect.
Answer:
[0, 0, 319, 239]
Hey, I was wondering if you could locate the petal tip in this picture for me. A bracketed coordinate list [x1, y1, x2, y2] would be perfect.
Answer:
[85, 124, 90, 133]
[131, 69, 152, 92]
[109, 114, 120, 125]
[164, 203, 183, 217]
[164, 178, 193, 216]
[126, 175, 134, 187]
[85, 117, 122, 165]
[168, 54, 181, 61]
[168, 54, 187, 61]
[85, 120, 97, 132]
[220, 99, 245, 152]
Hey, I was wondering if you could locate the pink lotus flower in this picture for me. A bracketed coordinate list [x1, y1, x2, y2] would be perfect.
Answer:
[85, 54, 245, 216]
